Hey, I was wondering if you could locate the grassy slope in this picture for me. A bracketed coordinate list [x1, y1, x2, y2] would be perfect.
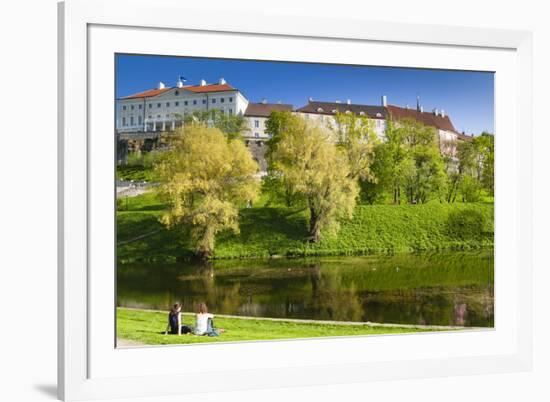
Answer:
[117, 308, 430, 345]
[117, 192, 494, 263]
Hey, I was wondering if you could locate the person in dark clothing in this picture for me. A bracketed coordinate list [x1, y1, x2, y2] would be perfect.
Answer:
[164, 303, 192, 335]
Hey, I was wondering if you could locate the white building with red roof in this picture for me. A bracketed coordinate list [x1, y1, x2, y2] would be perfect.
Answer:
[116, 78, 249, 133]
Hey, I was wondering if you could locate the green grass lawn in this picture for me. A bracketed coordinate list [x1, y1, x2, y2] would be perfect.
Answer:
[117, 308, 434, 346]
[117, 191, 494, 263]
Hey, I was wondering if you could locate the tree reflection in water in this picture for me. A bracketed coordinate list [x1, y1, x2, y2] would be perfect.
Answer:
[117, 250, 494, 327]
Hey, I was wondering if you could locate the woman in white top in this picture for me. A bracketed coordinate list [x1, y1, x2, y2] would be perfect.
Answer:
[194, 303, 224, 336]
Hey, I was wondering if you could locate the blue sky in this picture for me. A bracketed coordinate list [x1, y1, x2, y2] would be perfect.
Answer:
[116, 54, 494, 135]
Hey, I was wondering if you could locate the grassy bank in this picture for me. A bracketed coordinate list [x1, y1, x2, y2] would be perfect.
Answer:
[117, 308, 434, 346]
[117, 192, 493, 263]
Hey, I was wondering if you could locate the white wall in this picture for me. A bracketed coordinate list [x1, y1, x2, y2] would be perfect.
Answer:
[1, 1, 548, 402]
[117, 89, 243, 131]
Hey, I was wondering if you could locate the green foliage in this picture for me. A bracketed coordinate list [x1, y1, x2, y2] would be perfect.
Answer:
[176, 109, 249, 139]
[459, 175, 482, 202]
[154, 124, 260, 258]
[475, 133, 494, 195]
[117, 192, 494, 263]
[267, 114, 359, 242]
[364, 118, 447, 204]
[116, 165, 155, 182]
[446, 208, 487, 240]
[333, 111, 378, 181]
[117, 308, 430, 346]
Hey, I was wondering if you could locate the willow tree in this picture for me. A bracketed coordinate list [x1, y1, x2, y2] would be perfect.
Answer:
[332, 111, 378, 182]
[269, 115, 358, 242]
[154, 124, 260, 259]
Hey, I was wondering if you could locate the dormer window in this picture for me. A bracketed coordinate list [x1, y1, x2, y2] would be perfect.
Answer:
[345, 110, 352, 114]
[317, 107, 324, 113]
[376, 112, 382, 117]
[359, 111, 365, 116]
[331, 109, 337, 113]
[175, 90, 179, 96]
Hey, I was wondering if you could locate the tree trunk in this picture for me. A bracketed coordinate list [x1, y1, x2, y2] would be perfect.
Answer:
[309, 204, 322, 243]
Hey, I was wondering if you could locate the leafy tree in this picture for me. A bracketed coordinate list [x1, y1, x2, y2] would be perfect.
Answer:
[332, 111, 378, 181]
[154, 124, 260, 259]
[474, 132, 494, 195]
[377, 118, 447, 204]
[268, 115, 358, 242]
[174, 109, 249, 139]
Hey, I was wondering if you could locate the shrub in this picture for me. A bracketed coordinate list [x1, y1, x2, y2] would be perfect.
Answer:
[446, 208, 486, 240]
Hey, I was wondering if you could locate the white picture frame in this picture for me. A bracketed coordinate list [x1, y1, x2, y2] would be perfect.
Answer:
[58, 0, 533, 400]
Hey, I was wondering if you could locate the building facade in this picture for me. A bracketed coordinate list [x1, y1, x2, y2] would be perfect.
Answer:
[116, 81, 473, 170]
[116, 78, 249, 134]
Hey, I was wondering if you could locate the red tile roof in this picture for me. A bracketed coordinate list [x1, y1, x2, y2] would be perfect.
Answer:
[184, 83, 235, 93]
[386, 105, 457, 133]
[121, 83, 237, 99]
[456, 132, 474, 142]
[122, 87, 172, 99]
[244, 102, 293, 117]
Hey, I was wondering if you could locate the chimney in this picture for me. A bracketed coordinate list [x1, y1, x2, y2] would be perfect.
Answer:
[199, 79, 206, 86]
[433, 108, 439, 116]
[176, 79, 184, 88]
[261, 98, 267, 104]
[381, 95, 387, 107]
[420, 106, 424, 113]
[416, 95, 421, 112]
[335, 100, 341, 104]
[277, 100, 282, 104]
[347, 99, 351, 105]
[441, 110, 445, 118]
[157, 81, 165, 89]
[218, 77, 226, 85]
[405, 104, 409, 109]
[308, 97, 314, 102]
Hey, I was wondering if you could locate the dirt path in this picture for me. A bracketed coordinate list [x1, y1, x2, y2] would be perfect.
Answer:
[116, 338, 146, 348]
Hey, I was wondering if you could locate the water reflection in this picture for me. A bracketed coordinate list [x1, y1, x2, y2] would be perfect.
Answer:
[117, 250, 494, 327]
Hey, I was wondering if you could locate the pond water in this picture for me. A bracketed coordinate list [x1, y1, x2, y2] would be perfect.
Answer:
[117, 250, 494, 327]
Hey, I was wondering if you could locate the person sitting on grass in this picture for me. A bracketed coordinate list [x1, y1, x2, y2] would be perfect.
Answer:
[194, 302, 225, 337]
[164, 303, 192, 335]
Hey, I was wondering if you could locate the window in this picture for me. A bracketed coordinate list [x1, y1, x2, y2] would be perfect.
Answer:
[175, 101, 179, 106]
[229, 108, 233, 114]
[376, 112, 382, 117]
[193, 100, 197, 105]
[166, 114, 169, 119]
[202, 99, 206, 104]
[229, 97, 233, 102]
[175, 90, 179, 96]
[157, 103, 161, 108]
[122, 105, 126, 111]
[148, 104, 152, 109]
[138, 104, 142, 110]
[255, 132, 259, 138]
[157, 114, 161, 118]
[130, 116, 134, 125]
[317, 108, 324, 112]
[166, 102, 170, 107]
[130, 105, 134, 110]
[148, 115, 152, 119]
[220, 98, 225, 103]
[138, 116, 142, 125]
[254, 120, 259, 128]
[122, 117, 126, 126]
[184, 101, 188, 106]
[212, 98, 216, 104]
